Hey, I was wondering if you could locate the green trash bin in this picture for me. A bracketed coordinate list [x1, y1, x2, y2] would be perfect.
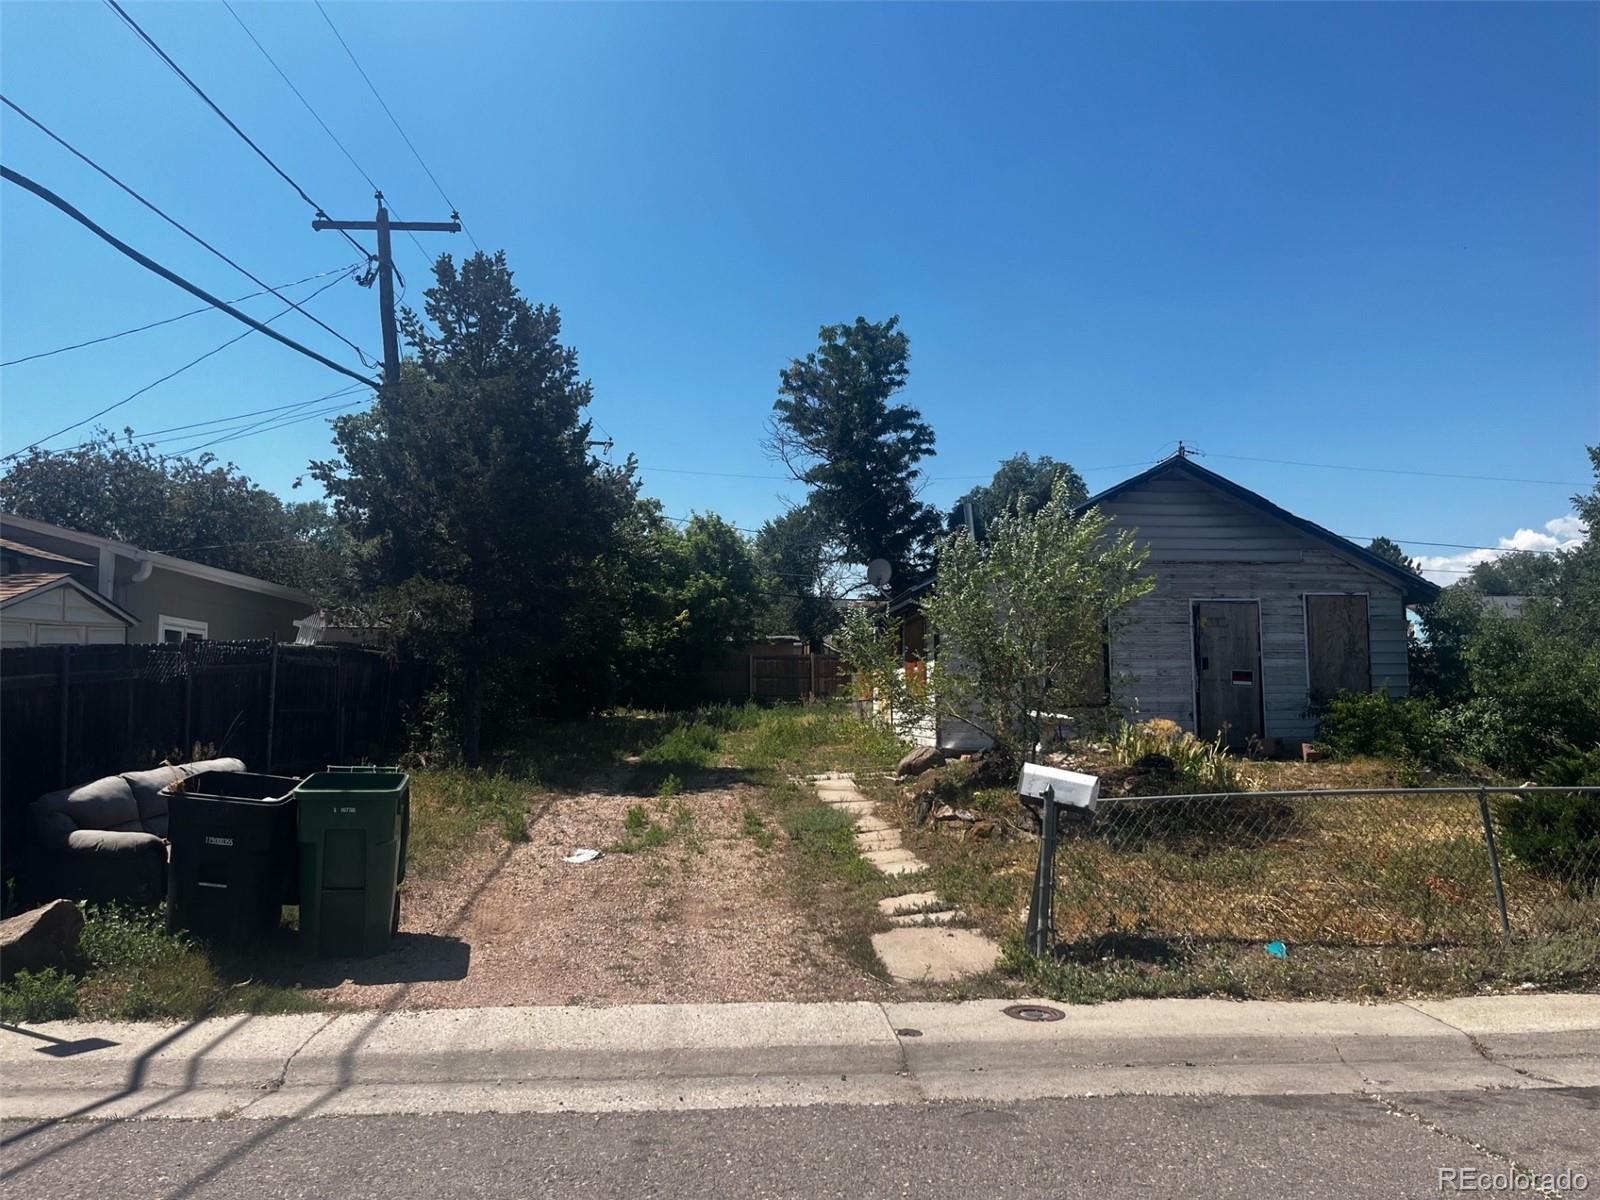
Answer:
[294, 770, 409, 957]
[323, 765, 410, 886]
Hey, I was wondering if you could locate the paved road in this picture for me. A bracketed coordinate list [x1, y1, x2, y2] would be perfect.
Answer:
[5, 1089, 1597, 1200]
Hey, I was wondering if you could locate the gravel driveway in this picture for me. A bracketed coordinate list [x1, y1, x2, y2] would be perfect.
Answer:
[301, 768, 890, 1010]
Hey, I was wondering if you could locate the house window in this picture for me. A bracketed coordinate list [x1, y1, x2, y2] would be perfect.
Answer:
[1305, 594, 1370, 705]
[158, 615, 208, 644]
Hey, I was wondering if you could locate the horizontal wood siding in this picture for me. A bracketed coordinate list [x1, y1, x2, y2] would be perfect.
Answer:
[1099, 473, 1410, 743]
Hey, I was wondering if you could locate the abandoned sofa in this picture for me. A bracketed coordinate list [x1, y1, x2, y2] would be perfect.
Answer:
[26, 758, 245, 905]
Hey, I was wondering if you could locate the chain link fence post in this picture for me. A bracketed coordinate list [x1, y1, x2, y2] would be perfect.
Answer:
[1476, 785, 1512, 938]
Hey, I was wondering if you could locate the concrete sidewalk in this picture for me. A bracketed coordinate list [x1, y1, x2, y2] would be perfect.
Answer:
[3, 994, 1595, 1122]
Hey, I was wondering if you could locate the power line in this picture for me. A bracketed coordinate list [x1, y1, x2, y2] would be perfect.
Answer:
[1, 164, 372, 390]
[171, 394, 368, 457]
[1, 94, 375, 364]
[0, 264, 356, 368]
[33, 387, 369, 460]
[1346, 536, 1568, 556]
[1202, 451, 1582, 488]
[313, 0, 482, 253]
[1, 267, 361, 460]
[100, 0, 374, 264]
[220, 0, 435, 273]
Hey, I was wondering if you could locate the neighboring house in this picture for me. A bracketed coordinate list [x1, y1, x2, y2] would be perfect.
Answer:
[888, 452, 1441, 752]
[0, 513, 314, 646]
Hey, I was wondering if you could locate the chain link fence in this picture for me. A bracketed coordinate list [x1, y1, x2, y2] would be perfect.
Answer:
[1043, 786, 1600, 948]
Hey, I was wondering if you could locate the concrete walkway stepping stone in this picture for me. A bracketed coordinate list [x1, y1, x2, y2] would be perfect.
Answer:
[856, 837, 903, 856]
[825, 800, 878, 818]
[862, 846, 924, 868]
[888, 909, 957, 928]
[853, 814, 894, 833]
[876, 858, 931, 878]
[878, 891, 941, 915]
[871, 927, 1002, 983]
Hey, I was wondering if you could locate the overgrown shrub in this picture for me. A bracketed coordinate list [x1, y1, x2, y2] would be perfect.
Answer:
[1110, 719, 1253, 794]
[1496, 747, 1600, 884]
[0, 967, 79, 1023]
[1314, 692, 1442, 765]
[1432, 698, 1512, 770]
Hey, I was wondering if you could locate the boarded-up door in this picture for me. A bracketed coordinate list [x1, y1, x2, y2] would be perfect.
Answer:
[1193, 601, 1263, 749]
[1305, 594, 1370, 705]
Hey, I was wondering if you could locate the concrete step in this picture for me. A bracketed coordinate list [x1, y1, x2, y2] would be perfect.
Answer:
[878, 890, 941, 916]
[853, 814, 895, 834]
[889, 909, 958, 928]
[876, 858, 931, 878]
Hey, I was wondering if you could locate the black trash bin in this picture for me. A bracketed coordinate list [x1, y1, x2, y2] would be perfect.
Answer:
[167, 771, 301, 943]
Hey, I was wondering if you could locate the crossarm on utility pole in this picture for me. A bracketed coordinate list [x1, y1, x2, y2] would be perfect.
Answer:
[314, 194, 462, 389]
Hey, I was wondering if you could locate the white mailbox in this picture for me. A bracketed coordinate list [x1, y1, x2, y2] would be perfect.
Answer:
[1018, 763, 1100, 814]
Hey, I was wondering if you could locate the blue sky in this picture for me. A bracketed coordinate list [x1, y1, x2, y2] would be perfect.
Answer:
[2, 2, 1595, 581]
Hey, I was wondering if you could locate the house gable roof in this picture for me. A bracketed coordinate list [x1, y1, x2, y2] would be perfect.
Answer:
[1077, 454, 1442, 604]
[0, 536, 92, 567]
[0, 512, 311, 604]
[0, 572, 137, 624]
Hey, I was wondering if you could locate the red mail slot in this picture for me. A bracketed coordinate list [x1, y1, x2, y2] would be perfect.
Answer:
[1231, 670, 1255, 686]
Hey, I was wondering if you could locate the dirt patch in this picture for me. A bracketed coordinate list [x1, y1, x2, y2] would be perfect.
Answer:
[299, 767, 891, 1009]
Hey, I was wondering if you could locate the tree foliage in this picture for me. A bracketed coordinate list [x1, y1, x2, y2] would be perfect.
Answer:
[310, 252, 637, 760]
[949, 453, 1087, 538]
[621, 511, 763, 707]
[921, 478, 1153, 767]
[1407, 445, 1600, 773]
[753, 502, 842, 648]
[765, 316, 939, 578]
[0, 433, 344, 593]
[1366, 536, 1419, 574]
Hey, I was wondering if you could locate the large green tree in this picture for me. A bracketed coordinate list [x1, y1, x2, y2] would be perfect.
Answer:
[310, 252, 636, 761]
[949, 453, 1088, 538]
[765, 316, 939, 580]
[0, 433, 343, 593]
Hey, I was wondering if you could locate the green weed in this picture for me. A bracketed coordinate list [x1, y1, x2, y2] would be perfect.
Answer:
[742, 807, 775, 850]
[0, 968, 79, 1023]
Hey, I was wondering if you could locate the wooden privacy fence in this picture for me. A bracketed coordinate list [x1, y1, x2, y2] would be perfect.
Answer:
[1, 640, 413, 857]
[702, 650, 846, 702]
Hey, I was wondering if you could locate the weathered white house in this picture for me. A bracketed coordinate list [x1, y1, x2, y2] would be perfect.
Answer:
[890, 453, 1441, 752]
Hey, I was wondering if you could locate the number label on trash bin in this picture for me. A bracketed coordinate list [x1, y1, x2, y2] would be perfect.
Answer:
[335, 806, 357, 813]
[204, 836, 234, 847]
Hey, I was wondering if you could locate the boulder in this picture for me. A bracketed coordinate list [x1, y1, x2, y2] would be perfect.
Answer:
[0, 899, 84, 981]
[895, 746, 945, 778]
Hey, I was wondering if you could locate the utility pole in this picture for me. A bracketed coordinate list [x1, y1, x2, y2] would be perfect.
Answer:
[313, 193, 461, 388]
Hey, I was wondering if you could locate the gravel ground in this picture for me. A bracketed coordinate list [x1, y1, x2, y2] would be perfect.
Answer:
[290, 769, 889, 1009]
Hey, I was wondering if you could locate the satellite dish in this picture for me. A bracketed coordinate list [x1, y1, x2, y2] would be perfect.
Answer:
[866, 558, 893, 588]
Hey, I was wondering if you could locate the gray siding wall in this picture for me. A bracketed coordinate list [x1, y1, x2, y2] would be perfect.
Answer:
[1097, 473, 1409, 743]
[115, 566, 312, 643]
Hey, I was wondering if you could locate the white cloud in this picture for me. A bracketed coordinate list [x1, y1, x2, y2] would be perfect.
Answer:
[1414, 515, 1587, 586]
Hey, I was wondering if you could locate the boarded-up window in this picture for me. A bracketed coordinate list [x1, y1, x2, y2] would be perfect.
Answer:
[1305, 594, 1370, 705]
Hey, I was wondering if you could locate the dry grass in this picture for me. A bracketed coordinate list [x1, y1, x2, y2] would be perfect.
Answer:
[885, 738, 1600, 1002]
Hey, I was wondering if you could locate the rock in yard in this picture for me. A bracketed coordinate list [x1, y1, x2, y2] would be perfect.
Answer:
[932, 804, 977, 823]
[0, 899, 84, 981]
[895, 746, 945, 778]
